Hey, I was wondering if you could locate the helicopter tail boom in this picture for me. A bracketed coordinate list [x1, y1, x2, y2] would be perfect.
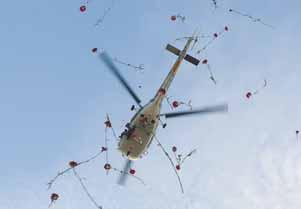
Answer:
[156, 37, 197, 98]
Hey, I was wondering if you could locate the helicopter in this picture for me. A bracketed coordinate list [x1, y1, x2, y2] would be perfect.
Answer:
[99, 36, 228, 185]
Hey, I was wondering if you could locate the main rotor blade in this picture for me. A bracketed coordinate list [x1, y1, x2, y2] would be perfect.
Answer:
[99, 52, 142, 105]
[117, 159, 133, 186]
[160, 103, 228, 119]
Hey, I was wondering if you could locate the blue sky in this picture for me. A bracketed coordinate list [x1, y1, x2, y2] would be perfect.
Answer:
[1, 0, 301, 208]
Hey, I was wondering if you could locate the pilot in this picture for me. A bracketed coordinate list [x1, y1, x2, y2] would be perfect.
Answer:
[120, 123, 136, 139]
[126, 125, 136, 138]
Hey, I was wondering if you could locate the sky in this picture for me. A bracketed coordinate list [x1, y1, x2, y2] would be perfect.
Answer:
[0, 0, 301, 209]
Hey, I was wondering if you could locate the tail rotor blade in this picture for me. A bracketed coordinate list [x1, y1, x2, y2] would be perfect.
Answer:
[161, 103, 228, 119]
[99, 51, 142, 106]
[117, 159, 133, 186]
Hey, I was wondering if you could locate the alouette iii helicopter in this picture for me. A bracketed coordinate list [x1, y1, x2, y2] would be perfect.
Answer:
[98, 36, 228, 185]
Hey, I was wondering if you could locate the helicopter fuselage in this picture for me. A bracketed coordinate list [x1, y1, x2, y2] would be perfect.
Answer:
[118, 96, 163, 160]
[118, 37, 195, 160]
